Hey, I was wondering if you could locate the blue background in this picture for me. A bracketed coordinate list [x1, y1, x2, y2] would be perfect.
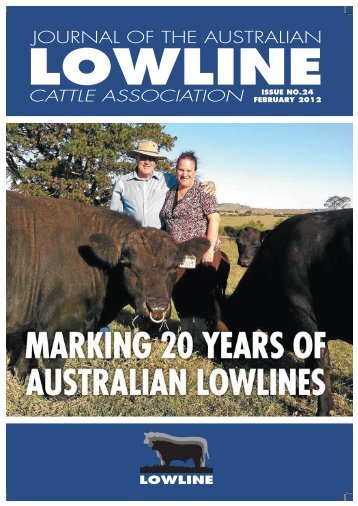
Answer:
[7, 423, 353, 500]
[6, 6, 353, 116]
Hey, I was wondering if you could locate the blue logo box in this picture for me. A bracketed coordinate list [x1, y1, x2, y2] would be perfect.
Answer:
[7, 423, 353, 500]
[6, 6, 353, 116]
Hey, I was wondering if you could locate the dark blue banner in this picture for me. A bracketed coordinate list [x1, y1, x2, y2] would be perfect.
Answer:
[7, 423, 353, 501]
[6, 6, 353, 116]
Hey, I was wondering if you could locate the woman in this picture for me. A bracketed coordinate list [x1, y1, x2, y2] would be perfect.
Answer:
[161, 151, 222, 353]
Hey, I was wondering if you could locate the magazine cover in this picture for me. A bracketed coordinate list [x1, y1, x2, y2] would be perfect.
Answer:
[4, 1, 354, 502]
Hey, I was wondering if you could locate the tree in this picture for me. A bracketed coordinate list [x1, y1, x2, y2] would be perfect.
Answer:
[6, 123, 177, 205]
[323, 196, 352, 210]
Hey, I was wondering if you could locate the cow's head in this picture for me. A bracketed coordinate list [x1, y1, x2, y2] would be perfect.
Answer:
[236, 227, 270, 267]
[144, 432, 154, 446]
[88, 228, 210, 323]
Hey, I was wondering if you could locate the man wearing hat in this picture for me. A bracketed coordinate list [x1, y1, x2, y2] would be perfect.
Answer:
[110, 140, 215, 228]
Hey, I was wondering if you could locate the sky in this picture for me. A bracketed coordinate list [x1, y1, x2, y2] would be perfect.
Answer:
[162, 123, 352, 209]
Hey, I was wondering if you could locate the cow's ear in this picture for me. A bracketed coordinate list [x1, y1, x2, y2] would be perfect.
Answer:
[178, 237, 210, 265]
[88, 233, 121, 267]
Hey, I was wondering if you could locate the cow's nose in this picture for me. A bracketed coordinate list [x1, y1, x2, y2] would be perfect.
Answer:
[238, 258, 250, 267]
[146, 300, 170, 323]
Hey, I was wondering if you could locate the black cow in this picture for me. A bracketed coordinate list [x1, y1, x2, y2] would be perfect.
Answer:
[236, 227, 271, 267]
[6, 191, 209, 386]
[151, 441, 203, 468]
[174, 250, 230, 354]
[216, 250, 230, 297]
[219, 209, 352, 416]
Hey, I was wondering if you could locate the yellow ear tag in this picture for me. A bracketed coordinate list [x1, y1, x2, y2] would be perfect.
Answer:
[179, 255, 196, 269]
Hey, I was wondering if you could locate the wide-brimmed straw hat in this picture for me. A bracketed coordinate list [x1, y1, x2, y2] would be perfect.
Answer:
[127, 140, 167, 160]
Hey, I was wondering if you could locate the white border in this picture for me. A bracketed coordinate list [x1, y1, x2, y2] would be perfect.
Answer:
[6, 117, 354, 123]
[4, 0, 355, 5]
[6, 416, 353, 423]
[2, 1, 356, 504]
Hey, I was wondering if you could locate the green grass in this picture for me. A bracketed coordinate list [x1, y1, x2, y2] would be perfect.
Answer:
[7, 215, 353, 417]
[219, 214, 284, 236]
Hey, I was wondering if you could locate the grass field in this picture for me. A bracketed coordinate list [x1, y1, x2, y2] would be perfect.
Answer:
[6, 215, 353, 417]
[220, 213, 285, 231]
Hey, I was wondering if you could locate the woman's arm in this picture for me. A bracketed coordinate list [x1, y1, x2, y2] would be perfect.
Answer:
[202, 212, 220, 263]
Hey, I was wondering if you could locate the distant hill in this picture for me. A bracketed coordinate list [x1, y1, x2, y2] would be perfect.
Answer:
[219, 203, 318, 216]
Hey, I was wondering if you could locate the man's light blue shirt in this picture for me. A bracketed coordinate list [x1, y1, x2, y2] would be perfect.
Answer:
[110, 169, 177, 228]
